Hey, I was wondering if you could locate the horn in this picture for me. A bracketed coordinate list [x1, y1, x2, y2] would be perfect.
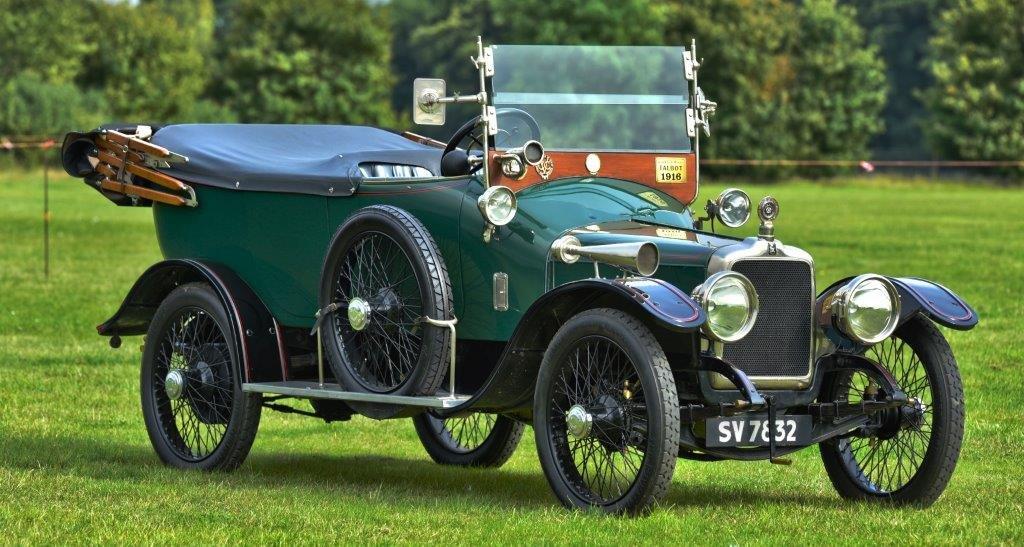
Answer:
[551, 235, 660, 276]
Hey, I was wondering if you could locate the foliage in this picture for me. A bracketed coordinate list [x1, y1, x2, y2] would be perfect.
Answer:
[843, 0, 953, 159]
[0, 0, 95, 85]
[389, 0, 668, 128]
[665, 0, 886, 176]
[215, 0, 397, 126]
[0, 74, 107, 137]
[76, 0, 214, 123]
[923, 0, 1024, 166]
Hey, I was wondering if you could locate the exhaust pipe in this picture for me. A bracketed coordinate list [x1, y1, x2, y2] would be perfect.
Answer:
[551, 235, 660, 277]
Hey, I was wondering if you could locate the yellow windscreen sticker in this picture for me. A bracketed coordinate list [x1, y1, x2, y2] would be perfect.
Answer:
[638, 191, 668, 207]
[655, 157, 687, 183]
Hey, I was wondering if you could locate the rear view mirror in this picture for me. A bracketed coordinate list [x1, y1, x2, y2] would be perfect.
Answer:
[413, 78, 446, 125]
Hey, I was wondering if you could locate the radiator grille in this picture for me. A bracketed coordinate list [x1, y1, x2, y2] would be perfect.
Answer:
[722, 259, 813, 377]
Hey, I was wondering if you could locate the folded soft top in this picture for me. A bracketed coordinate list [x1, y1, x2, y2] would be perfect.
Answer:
[143, 124, 442, 196]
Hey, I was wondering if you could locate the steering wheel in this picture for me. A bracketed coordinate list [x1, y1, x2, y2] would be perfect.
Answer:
[441, 108, 542, 175]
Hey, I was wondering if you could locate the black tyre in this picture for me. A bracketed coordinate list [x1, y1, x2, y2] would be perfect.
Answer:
[141, 283, 262, 471]
[412, 412, 524, 467]
[820, 315, 964, 506]
[534, 309, 679, 515]
[320, 206, 452, 404]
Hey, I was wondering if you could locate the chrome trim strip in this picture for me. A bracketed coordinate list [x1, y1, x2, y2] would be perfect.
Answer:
[242, 381, 471, 409]
[707, 237, 816, 389]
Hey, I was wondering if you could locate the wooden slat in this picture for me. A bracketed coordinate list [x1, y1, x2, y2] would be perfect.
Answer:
[101, 130, 174, 159]
[97, 177, 188, 207]
[94, 137, 147, 164]
[95, 149, 189, 192]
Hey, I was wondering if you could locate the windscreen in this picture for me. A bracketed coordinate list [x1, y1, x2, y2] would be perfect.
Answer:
[491, 45, 690, 152]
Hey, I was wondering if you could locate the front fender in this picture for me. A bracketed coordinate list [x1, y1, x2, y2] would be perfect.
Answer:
[442, 277, 705, 418]
[818, 275, 978, 332]
[98, 259, 287, 383]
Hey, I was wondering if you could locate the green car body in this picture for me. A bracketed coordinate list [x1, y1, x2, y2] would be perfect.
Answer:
[154, 175, 723, 341]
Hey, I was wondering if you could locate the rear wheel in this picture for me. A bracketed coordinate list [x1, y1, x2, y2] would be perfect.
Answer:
[820, 315, 964, 506]
[141, 283, 261, 471]
[534, 309, 679, 515]
[412, 412, 524, 467]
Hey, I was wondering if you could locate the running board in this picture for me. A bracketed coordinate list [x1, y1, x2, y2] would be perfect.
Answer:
[241, 381, 472, 409]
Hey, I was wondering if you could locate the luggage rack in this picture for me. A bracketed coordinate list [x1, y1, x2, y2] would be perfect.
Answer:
[241, 381, 471, 409]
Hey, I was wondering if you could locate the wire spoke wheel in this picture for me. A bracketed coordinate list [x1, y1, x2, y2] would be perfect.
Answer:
[820, 315, 963, 506]
[321, 206, 451, 414]
[431, 413, 498, 453]
[151, 307, 234, 461]
[141, 283, 261, 471]
[413, 411, 525, 467]
[549, 336, 648, 505]
[535, 309, 678, 514]
[333, 231, 424, 392]
[837, 338, 933, 494]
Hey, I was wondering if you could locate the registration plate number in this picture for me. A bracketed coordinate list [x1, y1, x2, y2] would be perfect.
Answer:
[705, 415, 812, 447]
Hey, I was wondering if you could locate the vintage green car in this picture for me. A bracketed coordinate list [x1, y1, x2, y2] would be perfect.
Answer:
[62, 39, 977, 514]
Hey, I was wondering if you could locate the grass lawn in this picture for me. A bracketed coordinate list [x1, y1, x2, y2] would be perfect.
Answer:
[1, 168, 1022, 544]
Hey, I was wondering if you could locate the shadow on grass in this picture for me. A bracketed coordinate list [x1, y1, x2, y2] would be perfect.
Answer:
[3, 431, 838, 511]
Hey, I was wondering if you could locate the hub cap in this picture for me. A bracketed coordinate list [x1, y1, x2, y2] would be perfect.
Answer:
[565, 405, 593, 440]
[164, 369, 185, 400]
[347, 297, 371, 331]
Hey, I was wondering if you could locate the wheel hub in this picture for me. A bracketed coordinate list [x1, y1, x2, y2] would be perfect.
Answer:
[348, 297, 372, 331]
[566, 405, 593, 440]
[164, 369, 186, 400]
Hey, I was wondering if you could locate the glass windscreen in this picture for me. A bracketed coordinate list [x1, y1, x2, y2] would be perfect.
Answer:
[491, 45, 690, 152]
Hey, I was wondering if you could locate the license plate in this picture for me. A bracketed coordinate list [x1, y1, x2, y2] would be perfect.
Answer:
[705, 415, 812, 447]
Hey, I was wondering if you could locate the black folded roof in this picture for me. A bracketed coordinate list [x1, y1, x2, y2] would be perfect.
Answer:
[150, 124, 442, 196]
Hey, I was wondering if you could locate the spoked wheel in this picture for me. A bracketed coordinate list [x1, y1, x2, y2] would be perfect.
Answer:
[412, 412, 524, 467]
[320, 206, 452, 417]
[141, 283, 261, 470]
[534, 309, 679, 515]
[820, 315, 964, 506]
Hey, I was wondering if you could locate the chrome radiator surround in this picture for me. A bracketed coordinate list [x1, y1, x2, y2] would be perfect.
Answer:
[706, 237, 816, 389]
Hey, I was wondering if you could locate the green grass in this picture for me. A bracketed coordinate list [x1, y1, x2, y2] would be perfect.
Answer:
[1, 169, 1022, 544]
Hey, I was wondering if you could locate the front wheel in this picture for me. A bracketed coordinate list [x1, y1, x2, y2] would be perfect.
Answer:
[820, 315, 964, 506]
[412, 412, 524, 467]
[534, 309, 680, 515]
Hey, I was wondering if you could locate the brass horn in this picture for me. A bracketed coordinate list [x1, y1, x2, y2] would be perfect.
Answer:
[551, 235, 660, 277]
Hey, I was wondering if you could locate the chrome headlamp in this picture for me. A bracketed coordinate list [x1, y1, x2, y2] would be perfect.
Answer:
[477, 185, 518, 226]
[709, 188, 751, 228]
[828, 274, 901, 345]
[692, 271, 759, 342]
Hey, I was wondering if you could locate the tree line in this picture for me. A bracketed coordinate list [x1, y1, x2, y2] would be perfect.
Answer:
[1, 0, 1021, 171]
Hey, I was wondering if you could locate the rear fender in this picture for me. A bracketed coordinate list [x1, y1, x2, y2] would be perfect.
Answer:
[442, 277, 705, 418]
[98, 259, 287, 383]
[817, 275, 978, 333]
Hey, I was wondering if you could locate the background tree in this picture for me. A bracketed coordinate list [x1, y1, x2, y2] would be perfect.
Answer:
[843, 0, 952, 160]
[76, 0, 213, 123]
[0, 0, 94, 86]
[923, 0, 1024, 165]
[389, 0, 668, 124]
[215, 0, 396, 126]
[665, 0, 886, 175]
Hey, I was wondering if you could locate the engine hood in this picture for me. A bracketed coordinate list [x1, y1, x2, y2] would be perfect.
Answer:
[567, 220, 738, 268]
[552, 220, 742, 293]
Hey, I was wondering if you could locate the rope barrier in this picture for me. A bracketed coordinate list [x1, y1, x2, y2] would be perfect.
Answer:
[1, 136, 1021, 170]
[0, 137, 57, 150]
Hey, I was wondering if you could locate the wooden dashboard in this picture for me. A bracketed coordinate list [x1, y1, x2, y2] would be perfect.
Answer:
[487, 150, 698, 204]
